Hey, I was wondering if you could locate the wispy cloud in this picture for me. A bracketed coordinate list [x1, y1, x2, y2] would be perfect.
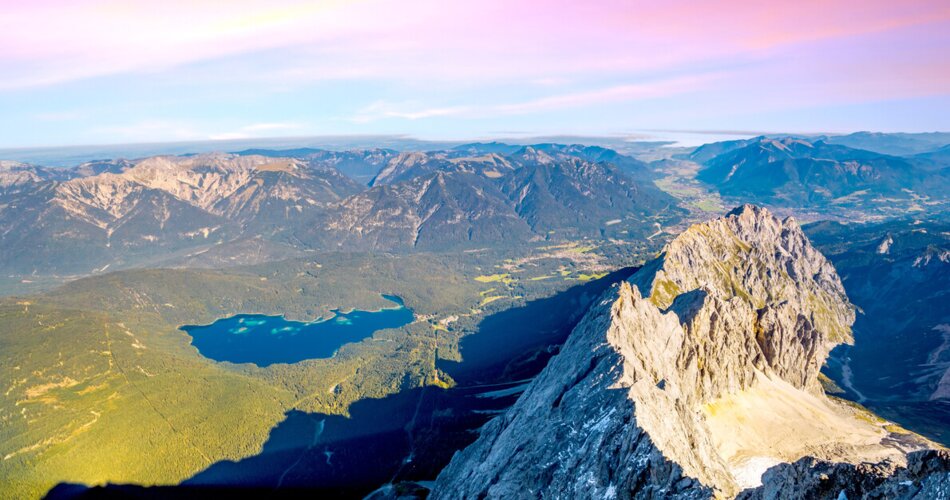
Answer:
[491, 75, 717, 115]
[208, 122, 304, 140]
[87, 120, 306, 143]
[240, 122, 302, 133]
[89, 120, 204, 143]
[2, 0, 946, 90]
[350, 102, 473, 123]
[1, 0, 947, 146]
[350, 74, 719, 122]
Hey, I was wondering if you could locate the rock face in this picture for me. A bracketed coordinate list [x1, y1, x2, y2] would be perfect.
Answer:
[739, 450, 950, 500]
[628, 204, 855, 389]
[432, 205, 927, 499]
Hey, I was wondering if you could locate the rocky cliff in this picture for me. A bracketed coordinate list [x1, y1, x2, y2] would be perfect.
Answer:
[739, 450, 950, 500]
[431, 205, 931, 499]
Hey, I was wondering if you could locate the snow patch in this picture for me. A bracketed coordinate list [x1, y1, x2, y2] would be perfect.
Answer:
[732, 456, 781, 489]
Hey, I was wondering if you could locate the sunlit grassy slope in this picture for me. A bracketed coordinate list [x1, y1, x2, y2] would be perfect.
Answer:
[0, 242, 658, 498]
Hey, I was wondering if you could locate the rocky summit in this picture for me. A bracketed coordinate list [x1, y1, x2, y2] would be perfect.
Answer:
[431, 205, 936, 499]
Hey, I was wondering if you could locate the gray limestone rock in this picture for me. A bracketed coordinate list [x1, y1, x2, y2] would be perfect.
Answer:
[432, 205, 935, 499]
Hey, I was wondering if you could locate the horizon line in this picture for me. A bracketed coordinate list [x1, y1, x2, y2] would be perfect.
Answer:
[3, 128, 948, 154]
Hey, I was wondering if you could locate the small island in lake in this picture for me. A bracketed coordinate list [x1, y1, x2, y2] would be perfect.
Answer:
[181, 295, 413, 367]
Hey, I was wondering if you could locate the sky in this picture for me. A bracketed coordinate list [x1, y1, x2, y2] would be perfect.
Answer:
[0, 0, 948, 148]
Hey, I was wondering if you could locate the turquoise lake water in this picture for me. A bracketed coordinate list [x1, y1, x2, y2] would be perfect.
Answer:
[180, 294, 413, 367]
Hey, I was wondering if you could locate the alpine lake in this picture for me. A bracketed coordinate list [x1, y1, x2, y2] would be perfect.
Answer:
[180, 294, 414, 367]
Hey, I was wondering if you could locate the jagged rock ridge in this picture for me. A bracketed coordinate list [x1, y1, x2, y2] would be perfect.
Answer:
[0, 147, 681, 274]
[740, 450, 950, 500]
[432, 205, 929, 499]
[0, 154, 364, 274]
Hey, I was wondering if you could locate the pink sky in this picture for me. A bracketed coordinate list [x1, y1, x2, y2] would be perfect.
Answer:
[0, 0, 947, 145]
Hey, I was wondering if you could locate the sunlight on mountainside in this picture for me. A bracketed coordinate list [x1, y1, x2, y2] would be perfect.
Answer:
[0, 1, 947, 498]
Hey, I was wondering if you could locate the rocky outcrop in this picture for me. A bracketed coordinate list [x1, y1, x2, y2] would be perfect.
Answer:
[629, 204, 855, 393]
[432, 205, 927, 499]
[431, 282, 715, 499]
[739, 450, 950, 500]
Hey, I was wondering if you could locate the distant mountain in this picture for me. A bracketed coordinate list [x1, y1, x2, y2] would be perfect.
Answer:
[916, 144, 950, 165]
[806, 217, 950, 407]
[235, 143, 661, 186]
[695, 137, 947, 207]
[0, 179, 229, 275]
[433, 206, 931, 498]
[513, 143, 658, 181]
[369, 151, 517, 186]
[329, 146, 679, 246]
[686, 136, 760, 164]
[72, 158, 135, 177]
[688, 132, 950, 162]
[0, 154, 362, 274]
[823, 131, 950, 156]
[312, 153, 677, 249]
[450, 141, 524, 156]
[205, 161, 364, 234]
[371, 144, 659, 186]
[234, 147, 397, 184]
[234, 147, 326, 157]
[311, 171, 534, 250]
[0, 161, 74, 193]
[0, 146, 684, 274]
[500, 154, 669, 236]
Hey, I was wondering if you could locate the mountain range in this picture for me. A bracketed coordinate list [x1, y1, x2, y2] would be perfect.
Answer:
[2, 132, 949, 499]
[692, 137, 948, 208]
[823, 131, 950, 156]
[0, 146, 680, 275]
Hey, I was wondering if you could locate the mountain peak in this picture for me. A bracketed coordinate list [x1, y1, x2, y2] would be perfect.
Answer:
[758, 136, 815, 151]
[433, 207, 920, 498]
[694, 135, 946, 210]
[876, 233, 894, 254]
[0, 160, 28, 169]
[633, 205, 853, 344]
[725, 202, 770, 218]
